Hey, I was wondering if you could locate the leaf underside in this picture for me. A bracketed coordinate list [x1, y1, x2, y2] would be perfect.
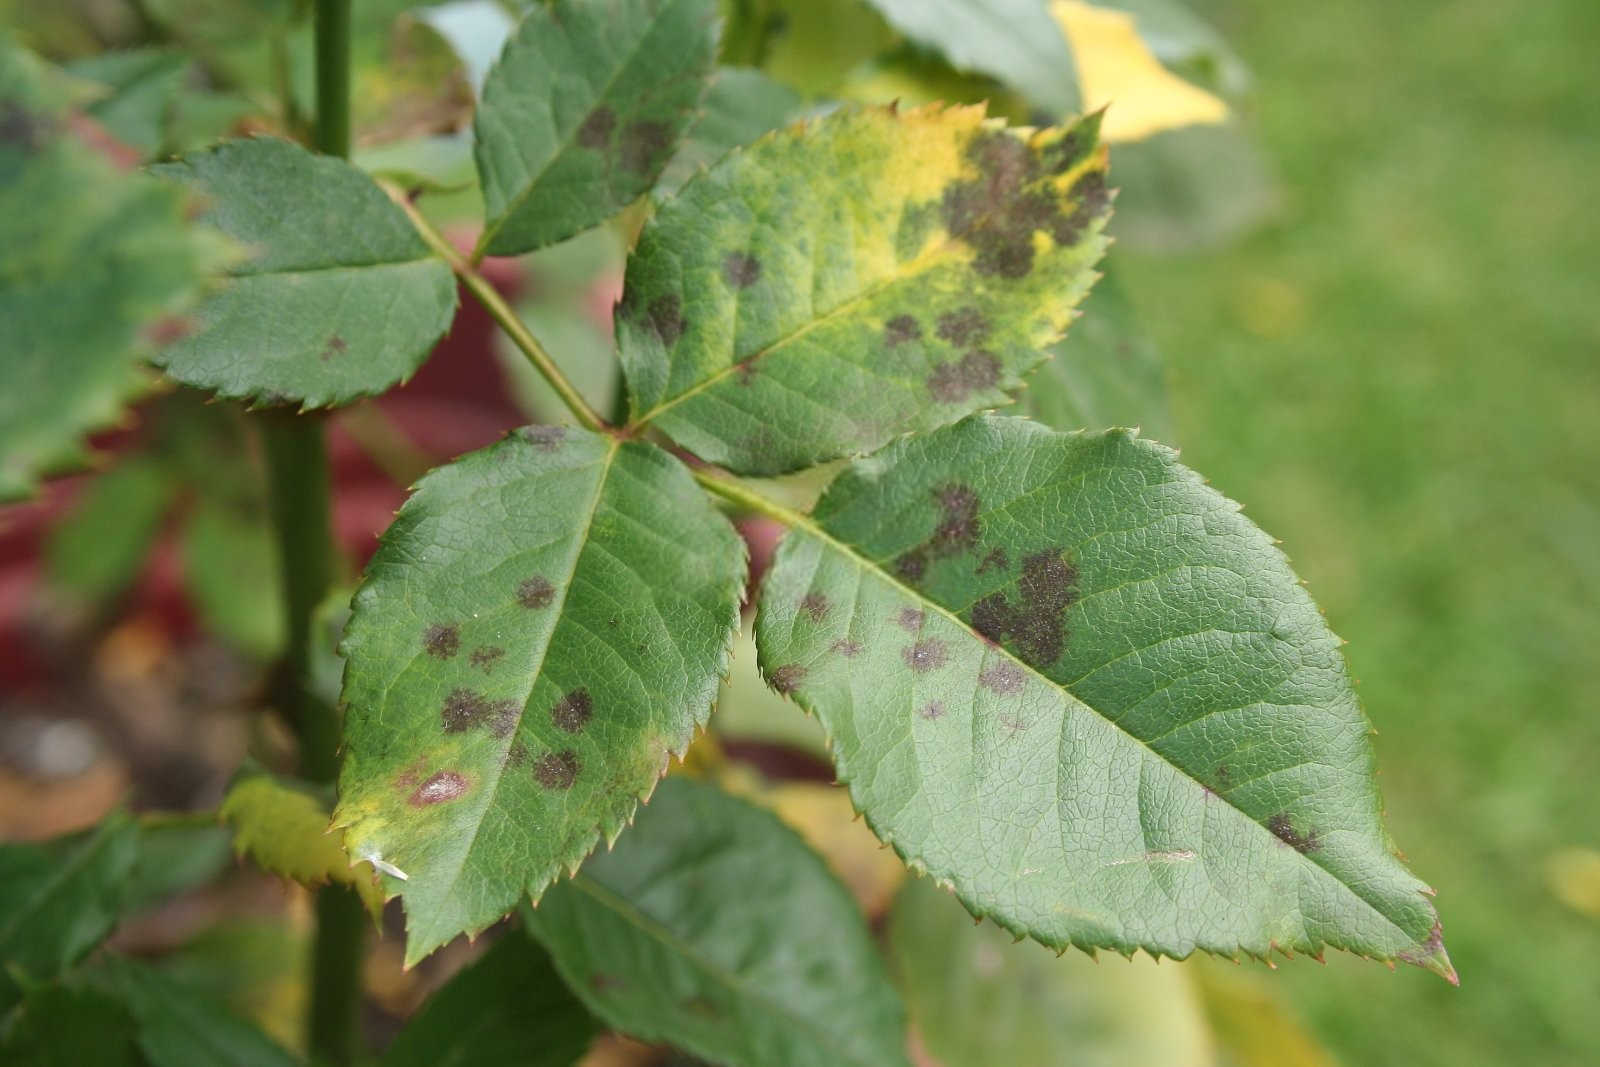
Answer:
[619, 103, 1111, 476]
[152, 137, 458, 409]
[474, 0, 718, 256]
[336, 425, 744, 965]
[524, 776, 910, 1067]
[755, 415, 1452, 979]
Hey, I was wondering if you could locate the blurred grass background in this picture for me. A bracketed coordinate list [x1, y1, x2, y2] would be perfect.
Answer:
[1120, 1, 1600, 1062]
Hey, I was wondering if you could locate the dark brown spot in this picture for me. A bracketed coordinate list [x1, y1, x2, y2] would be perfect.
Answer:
[441, 688, 489, 732]
[896, 607, 925, 632]
[521, 425, 567, 451]
[393, 758, 428, 791]
[1266, 813, 1321, 853]
[319, 335, 348, 362]
[508, 741, 530, 767]
[423, 623, 460, 658]
[976, 547, 1010, 575]
[534, 749, 581, 790]
[936, 307, 990, 346]
[518, 576, 556, 609]
[470, 646, 505, 672]
[967, 549, 1078, 668]
[576, 106, 615, 149]
[928, 350, 1001, 402]
[551, 688, 593, 733]
[409, 771, 468, 806]
[769, 664, 807, 693]
[902, 639, 948, 673]
[646, 293, 685, 346]
[979, 662, 1025, 695]
[831, 638, 864, 658]
[1216, 764, 1231, 782]
[931, 484, 982, 556]
[940, 130, 1095, 279]
[895, 548, 928, 582]
[487, 700, 520, 739]
[619, 119, 671, 173]
[800, 593, 830, 622]
[918, 700, 946, 720]
[722, 251, 761, 289]
[884, 314, 922, 346]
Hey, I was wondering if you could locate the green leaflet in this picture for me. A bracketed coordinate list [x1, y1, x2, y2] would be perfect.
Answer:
[891, 878, 1217, 1066]
[1, 984, 145, 1067]
[655, 66, 806, 194]
[46, 457, 177, 616]
[0, 41, 219, 502]
[336, 426, 744, 965]
[1023, 266, 1176, 442]
[860, 0, 1078, 114]
[620, 104, 1111, 475]
[755, 416, 1453, 978]
[152, 137, 458, 408]
[383, 934, 596, 1066]
[0, 812, 140, 1013]
[473, 0, 718, 256]
[524, 776, 909, 1067]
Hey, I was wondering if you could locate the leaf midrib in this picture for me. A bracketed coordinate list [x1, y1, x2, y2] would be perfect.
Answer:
[567, 872, 879, 1067]
[778, 492, 1425, 949]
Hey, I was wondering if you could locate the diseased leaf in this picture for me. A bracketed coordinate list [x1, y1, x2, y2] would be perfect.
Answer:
[890, 877, 1217, 1066]
[0, 40, 220, 502]
[0, 984, 145, 1067]
[0, 812, 140, 1013]
[860, 0, 1078, 113]
[620, 104, 1111, 475]
[755, 415, 1453, 978]
[1023, 267, 1175, 441]
[151, 137, 458, 408]
[383, 934, 596, 1067]
[89, 955, 301, 1067]
[220, 770, 385, 921]
[1053, 0, 1227, 143]
[336, 426, 744, 965]
[523, 776, 909, 1067]
[473, 0, 718, 256]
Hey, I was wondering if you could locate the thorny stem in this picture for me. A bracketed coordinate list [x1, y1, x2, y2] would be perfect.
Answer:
[385, 186, 613, 435]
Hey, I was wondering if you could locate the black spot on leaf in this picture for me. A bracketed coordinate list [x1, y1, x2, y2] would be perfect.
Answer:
[319, 335, 348, 362]
[551, 688, 593, 733]
[487, 700, 520, 739]
[577, 106, 616, 149]
[976, 547, 1010, 575]
[918, 700, 946, 720]
[441, 688, 489, 732]
[518, 576, 556, 609]
[979, 662, 1025, 695]
[722, 251, 762, 289]
[646, 293, 685, 346]
[928, 350, 1001, 402]
[521, 425, 567, 451]
[831, 638, 863, 657]
[902, 639, 948, 673]
[940, 130, 1093, 279]
[895, 548, 928, 582]
[801, 593, 830, 621]
[534, 750, 581, 790]
[884, 314, 922, 346]
[769, 664, 807, 693]
[896, 607, 925, 632]
[931, 485, 982, 555]
[409, 771, 468, 806]
[1267, 813, 1321, 853]
[619, 120, 671, 173]
[936, 307, 990, 346]
[423, 624, 460, 658]
[508, 741, 530, 767]
[470, 646, 505, 672]
[968, 549, 1078, 668]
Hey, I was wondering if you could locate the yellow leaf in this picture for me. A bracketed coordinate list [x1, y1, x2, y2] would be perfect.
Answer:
[1053, 1, 1228, 142]
[222, 774, 386, 921]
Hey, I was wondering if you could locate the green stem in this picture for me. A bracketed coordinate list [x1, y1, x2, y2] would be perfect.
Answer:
[386, 185, 613, 435]
[313, 0, 351, 158]
[692, 467, 806, 526]
[308, 885, 367, 1064]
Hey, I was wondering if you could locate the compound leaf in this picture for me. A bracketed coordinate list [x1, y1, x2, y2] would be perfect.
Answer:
[620, 104, 1110, 475]
[523, 776, 909, 1067]
[473, 0, 718, 257]
[860, 0, 1078, 114]
[1, 40, 219, 502]
[0, 984, 145, 1067]
[220, 770, 385, 921]
[755, 416, 1453, 978]
[336, 426, 744, 965]
[152, 137, 458, 408]
[383, 933, 595, 1067]
[0, 812, 140, 1013]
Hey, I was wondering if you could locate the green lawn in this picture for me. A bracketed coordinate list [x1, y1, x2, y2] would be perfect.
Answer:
[1121, 1, 1600, 1061]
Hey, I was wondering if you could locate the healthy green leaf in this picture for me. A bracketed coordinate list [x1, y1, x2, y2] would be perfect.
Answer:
[860, 0, 1078, 113]
[473, 0, 719, 256]
[755, 415, 1453, 978]
[68, 48, 189, 159]
[182, 496, 285, 660]
[336, 426, 744, 965]
[0, 41, 220, 502]
[1107, 118, 1277, 252]
[220, 769, 385, 920]
[889, 877, 1217, 1066]
[523, 776, 909, 1067]
[151, 137, 458, 408]
[620, 104, 1111, 475]
[721, 0, 896, 96]
[656, 66, 806, 194]
[89, 955, 301, 1067]
[46, 457, 177, 616]
[1023, 267, 1175, 442]
[383, 933, 596, 1067]
[123, 818, 234, 916]
[0, 983, 145, 1067]
[0, 812, 140, 1013]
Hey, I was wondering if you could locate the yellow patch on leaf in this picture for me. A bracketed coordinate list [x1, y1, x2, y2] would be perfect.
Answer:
[1053, 0, 1228, 142]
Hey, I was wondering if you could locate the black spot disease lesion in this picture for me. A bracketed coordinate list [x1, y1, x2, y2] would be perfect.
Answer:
[441, 688, 519, 738]
[470, 646, 505, 672]
[619, 120, 671, 174]
[551, 688, 593, 733]
[722, 251, 762, 289]
[970, 549, 1079, 669]
[577, 106, 616, 149]
[422, 623, 460, 659]
[768, 664, 807, 693]
[894, 483, 984, 581]
[884, 314, 922, 347]
[800, 593, 831, 622]
[902, 638, 948, 673]
[518, 576, 556, 609]
[534, 749, 582, 790]
[1267, 813, 1322, 853]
